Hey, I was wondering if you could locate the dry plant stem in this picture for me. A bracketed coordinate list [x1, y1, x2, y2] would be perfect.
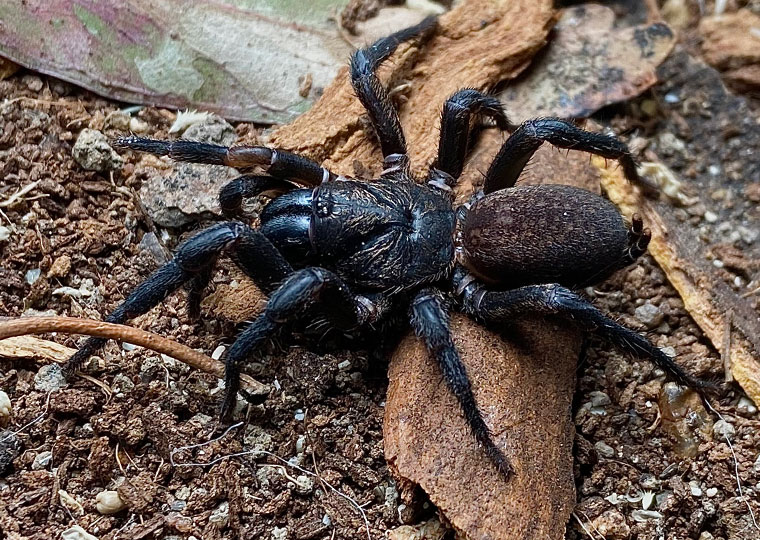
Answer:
[0, 316, 264, 392]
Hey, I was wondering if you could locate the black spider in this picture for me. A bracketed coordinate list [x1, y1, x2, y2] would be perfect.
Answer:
[64, 17, 712, 477]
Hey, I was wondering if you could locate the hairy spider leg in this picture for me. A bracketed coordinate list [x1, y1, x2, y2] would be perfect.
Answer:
[113, 136, 336, 215]
[410, 288, 514, 478]
[220, 268, 379, 419]
[350, 16, 437, 162]
[63, 222, 293, 375]
[482, 118, 657, 194]
[429, 89, 511, 188]
[218, 175, 295, 217]
[623, 214, 652, 266]
[460, 281, 717, 393]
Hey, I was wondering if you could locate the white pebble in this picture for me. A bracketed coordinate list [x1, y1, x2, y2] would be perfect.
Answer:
[737, 396, 757, 415]
[0, 391, 11, 419]
[25, 268, 41, 285]
[61, 525, 98, 540]
[705, 487, 718, 497]
[95, 490, 127, 514]
[689, 481, 703, 497]
[0, 226, 10, 242]
[212, 345, 226, 361]
[294, 409, 305, 421]
[337, 360, 351, 370]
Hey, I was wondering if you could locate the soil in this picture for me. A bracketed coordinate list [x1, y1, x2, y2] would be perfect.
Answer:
[1, 4, 760, 540]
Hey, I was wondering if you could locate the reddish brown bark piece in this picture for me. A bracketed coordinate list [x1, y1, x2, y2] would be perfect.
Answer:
[385, 315, 581, 540]
[271, 0, 557, 177]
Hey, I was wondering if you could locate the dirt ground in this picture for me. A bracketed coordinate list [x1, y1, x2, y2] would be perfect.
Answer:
[2, 3, 760, 540]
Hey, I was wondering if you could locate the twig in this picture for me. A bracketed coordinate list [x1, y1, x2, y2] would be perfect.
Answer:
[0, 179, 42, 208]
[722, 309, 734, 383]
[0, 316, 266, 394]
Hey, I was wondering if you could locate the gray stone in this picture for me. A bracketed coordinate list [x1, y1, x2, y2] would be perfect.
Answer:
[32, 450, 52, 470]
[713, 419, 736, 439]
[34, 364, 67, 392]
[0, 430, 21, 474]
[635, 302, 664, 329]
[72, 129, 124, 172]
[594, 441, 615, 458]
[139, 116, 238, 228]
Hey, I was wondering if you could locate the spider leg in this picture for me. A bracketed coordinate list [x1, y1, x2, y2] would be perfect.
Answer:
[409, 288, 513, 478]
[622, 213, 652, 266]
[428, 89, 511, 189]
[482, 118, 657, 194]
[350, 16, 437, 165]
[220, 267, 380, 419]
[459, 280, 717, 392]
[63, 222, 293, 375]
[114, 136, 336, 186]
[219, 175, 294, 217]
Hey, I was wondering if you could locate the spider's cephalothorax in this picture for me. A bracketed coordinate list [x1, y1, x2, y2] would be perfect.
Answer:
[65, 17, 713, 477]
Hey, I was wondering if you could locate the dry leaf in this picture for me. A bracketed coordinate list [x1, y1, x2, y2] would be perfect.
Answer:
[501, 4, 676, 121]
[0, 0, 353, 123]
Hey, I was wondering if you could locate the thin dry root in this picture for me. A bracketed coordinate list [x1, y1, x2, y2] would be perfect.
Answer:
[0, 316, 267, 394]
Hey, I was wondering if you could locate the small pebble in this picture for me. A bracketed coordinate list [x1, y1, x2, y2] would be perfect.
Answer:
[635, 302, 664, 329]
[72, 128, 124, 172]
[95, 490, 127, 514]
[631, 509, 663, 522]
[0, 430, 22, 474]
[713, 419, 736, 439]
[212, 345, 226, 361]
[129, 117, 149, 133]
[0, 391, 11, 421]
[594, 441, 615, 458]
[271, 526, 288, 540]
[703, 210, 718, 223]
[0, 226, 10, 242]
[25, 268, 41, 285]
[34, 364, 67, 392]
[294, 409, 305, 421]
[209, 501, 229, 526]
[32, 450, 52, 470]
[689, 481, 703, 497]
[737, 396, 758, 415]
[337, 360, 351, 370]
[293, 475, 314, 494]
[295, 435, 306, 454]
[589, 390, 611, 408]
[705, 487, 718, 497]
[61, 525, 98, 540]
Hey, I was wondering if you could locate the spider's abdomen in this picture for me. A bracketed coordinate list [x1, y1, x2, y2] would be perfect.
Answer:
[311, 179, 456, 290]
[461, 185, 629, 289]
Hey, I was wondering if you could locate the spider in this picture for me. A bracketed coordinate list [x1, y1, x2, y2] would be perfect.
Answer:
[64, 17, 712, 477]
